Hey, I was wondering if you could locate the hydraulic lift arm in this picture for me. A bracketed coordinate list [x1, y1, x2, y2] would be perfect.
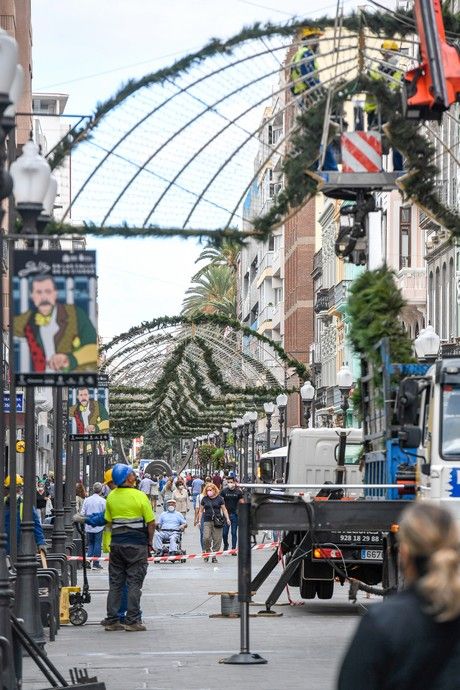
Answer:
[404, 0, 460, 120]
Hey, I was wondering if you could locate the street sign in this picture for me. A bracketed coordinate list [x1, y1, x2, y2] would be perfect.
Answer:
[3, 392, 24, 413]
[16, 440, 25, 454]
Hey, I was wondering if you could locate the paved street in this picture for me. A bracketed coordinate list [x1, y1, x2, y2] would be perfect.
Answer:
[22, 519, 373, 690]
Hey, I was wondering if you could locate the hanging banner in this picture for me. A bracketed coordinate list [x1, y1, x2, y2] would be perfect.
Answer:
[13, 250, 98, 387]
[68, 374, 109, 441]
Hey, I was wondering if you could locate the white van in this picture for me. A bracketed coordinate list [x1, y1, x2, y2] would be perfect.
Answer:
[286, 427, 363, 492]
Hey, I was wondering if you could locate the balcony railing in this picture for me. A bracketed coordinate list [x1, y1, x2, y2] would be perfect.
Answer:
[314, 288, 329, 314]
[334, 280, 350, 307]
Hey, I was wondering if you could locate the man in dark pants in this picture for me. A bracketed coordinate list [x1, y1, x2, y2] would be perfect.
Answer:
[221, 478, 243, 553]
[104, 464, 155, 632]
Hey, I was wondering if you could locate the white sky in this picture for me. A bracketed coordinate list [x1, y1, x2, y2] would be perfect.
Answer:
[31, 0, 363, 341]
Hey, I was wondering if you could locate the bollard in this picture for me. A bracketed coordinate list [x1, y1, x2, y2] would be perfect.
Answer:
[221, 490, 267, 665]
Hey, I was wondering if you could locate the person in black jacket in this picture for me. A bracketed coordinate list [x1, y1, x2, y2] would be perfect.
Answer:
[338, 503, 460, 690]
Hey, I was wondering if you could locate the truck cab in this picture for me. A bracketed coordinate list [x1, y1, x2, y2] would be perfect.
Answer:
[406, 359, 460, 511]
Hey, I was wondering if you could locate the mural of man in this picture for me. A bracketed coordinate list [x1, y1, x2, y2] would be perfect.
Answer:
[69, 387, 109, 436]
[13, 275, 97, 373]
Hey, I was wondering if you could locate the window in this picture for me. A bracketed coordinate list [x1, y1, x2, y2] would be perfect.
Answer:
[268, 235, 275, 251]
[441, 385, 460, 459]
[399, 207, 411, 268]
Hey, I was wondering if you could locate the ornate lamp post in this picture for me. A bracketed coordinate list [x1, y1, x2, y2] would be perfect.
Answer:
[242, 412, 251, 482]
[414, 325, 440, 363]
[0, 28, 25, 686]
[248, 410, 257, 480]
[236, 418, 244, 479]
[300, 381, 315, 428]
[276, 393, 288, 446]
[263, 401, 275, 452]
[337, 364, 353, 429]
[10, 137, 52, 646]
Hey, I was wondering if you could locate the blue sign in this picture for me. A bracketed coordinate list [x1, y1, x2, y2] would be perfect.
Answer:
[3, 392, 24, 413]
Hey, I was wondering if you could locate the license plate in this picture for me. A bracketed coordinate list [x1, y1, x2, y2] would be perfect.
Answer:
[361, 549, 382, 560]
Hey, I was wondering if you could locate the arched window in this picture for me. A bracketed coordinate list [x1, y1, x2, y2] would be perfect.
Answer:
[449, 257, 455, 338]
[435, 267, 441, 336]
[442, 263, 447, 339]
[428, 271, 434, 326]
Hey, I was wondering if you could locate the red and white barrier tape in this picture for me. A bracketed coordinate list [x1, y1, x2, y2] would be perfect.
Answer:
[67, 541, 279, 564]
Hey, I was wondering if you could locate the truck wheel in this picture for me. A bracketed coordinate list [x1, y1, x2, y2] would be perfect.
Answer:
[316, 580, 334, 600]
[300, 580, 316, 599]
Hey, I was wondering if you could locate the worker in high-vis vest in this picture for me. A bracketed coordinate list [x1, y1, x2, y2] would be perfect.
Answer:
[290, 27, 339, 172]
[290, 27, 324, 98]
[103, 464, 155, 632]
[364, 40, 404, 170]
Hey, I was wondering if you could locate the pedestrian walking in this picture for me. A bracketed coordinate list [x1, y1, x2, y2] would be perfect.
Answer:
[172, 480, 189, 517]
[81, 482, 106, 569]
[149, 475, 159, 512]
[75, 482, 86, 512]
[159, 474, 167, 493]
[139, 472, 158, 511]
[221, 477, 243, 553]
[197, 483, 230, 563]
[104, 464, 155, 632]
[212, 471, 222, 489]
[338, 502, 460, 690]
[191, 475, 204, 506]
[161, 477, 174, 506]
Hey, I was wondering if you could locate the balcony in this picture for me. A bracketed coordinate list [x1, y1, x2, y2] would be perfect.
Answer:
[272, 301, 283, 329]
[314, 288, 330, 314]
[272, 246, 283, 278]
[334, 280, 350, 308]
[258, 304, 274, 327]
[395, 268, 426, 307]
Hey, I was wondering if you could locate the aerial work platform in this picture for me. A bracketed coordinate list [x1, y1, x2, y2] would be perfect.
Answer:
[317, 171, 403, 200]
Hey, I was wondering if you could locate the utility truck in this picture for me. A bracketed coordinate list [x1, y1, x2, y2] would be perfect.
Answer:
[250, 340, 458, 607]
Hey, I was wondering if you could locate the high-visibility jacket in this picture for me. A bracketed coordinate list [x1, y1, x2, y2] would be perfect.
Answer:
[290, 46, 320, 95]
[364, 58, 403, 114]
[105, 487, 154, 546]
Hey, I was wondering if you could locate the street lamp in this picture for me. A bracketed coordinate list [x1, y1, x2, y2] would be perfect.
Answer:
[276, 393, 288, 446]
[242, 412, 251, 481]
[0, 29, 26, 684]
[236, 418, 244, 479]
[337, 364, 353, 429]
[414, 325, 440, 362]
[263, 401, 275, 452]
[300, 381, 315, 428]
[248, 411, 258, 481]
[11, 137, 52, 647]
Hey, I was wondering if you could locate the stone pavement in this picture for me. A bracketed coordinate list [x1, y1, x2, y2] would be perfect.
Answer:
[22, 516, 373, 690]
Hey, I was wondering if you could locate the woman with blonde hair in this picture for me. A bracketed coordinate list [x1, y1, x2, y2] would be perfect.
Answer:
[197, 483, 230, 563]
[338, 502, 460, 690]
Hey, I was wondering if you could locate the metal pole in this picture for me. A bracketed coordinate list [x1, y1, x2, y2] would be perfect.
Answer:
[238, 429, 243, 480]
[222, 490, 266, 665]
[14, 388, 45, 646]
[250, 422, 256, 481]
[0, 128, 17, 684]
[7, 238, 18, 567]
[63, 420, 73, 549]
[51, 388, 66, 553]
[266, 413, 272, 452]
[278, 408, 285, 447]
[243, 423, 249, 482]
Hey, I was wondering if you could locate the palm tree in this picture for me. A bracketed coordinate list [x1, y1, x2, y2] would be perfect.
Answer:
[181, 264, 236, 318]
[193, 239, 241, 279]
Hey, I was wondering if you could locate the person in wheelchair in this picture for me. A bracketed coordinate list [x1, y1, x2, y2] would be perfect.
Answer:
[154, 498, 187, 556]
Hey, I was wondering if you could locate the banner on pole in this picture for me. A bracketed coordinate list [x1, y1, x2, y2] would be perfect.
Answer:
[13, 250, 98, 386]
[68, 374, 109, 441]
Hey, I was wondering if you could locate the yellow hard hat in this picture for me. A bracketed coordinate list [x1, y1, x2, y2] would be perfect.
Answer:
[4, 474, 24, 488]
[103, 468, 113, 485]
[381, 40, 399, 51]
[299, 27, 324, 39]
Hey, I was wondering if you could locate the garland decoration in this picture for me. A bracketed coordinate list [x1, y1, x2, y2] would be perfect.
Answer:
[106, 313, 307, 438]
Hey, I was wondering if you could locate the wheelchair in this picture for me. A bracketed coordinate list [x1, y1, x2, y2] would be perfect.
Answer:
[155, 529, 187, 563]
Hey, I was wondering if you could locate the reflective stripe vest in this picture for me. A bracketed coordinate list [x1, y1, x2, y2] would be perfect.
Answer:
[290, 46, 320, 95]
[364, 61, 403, 113]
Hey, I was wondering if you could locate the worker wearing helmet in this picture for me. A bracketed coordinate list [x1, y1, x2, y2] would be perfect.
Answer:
[103, 463, 155, 632]
[363, 39, 404, 171]
[364, 40, 403, 128]
[290, 27, 324, 97]
[290, 27, 339, 172]
[4, 475, 46, 555]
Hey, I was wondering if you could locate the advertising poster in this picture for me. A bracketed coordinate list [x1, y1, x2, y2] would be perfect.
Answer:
[68, 374, 109, 441]
[13, 249, 98, 386]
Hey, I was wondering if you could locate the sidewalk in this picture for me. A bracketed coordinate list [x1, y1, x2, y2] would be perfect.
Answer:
[22, 516, 367, 690]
